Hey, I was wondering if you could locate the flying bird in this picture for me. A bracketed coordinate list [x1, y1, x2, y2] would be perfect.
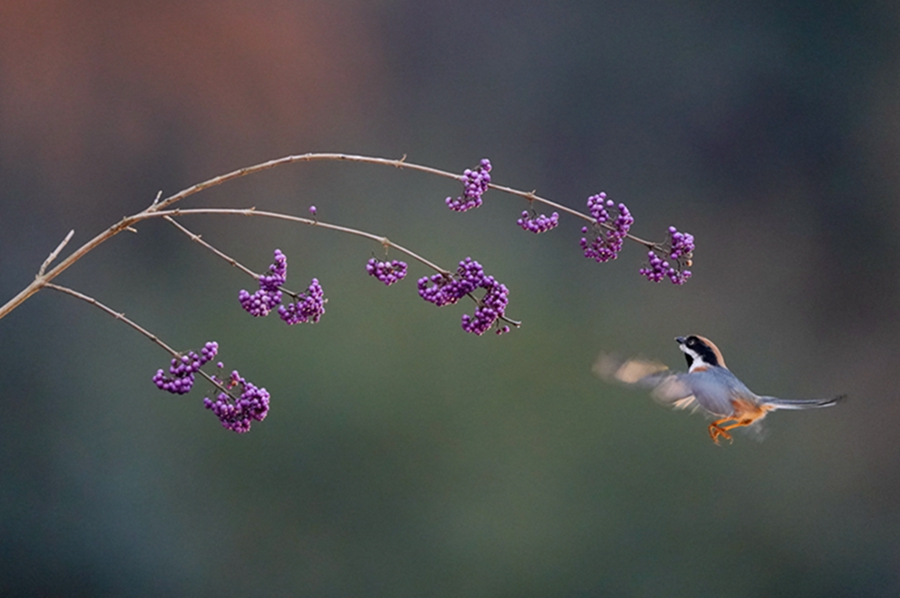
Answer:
[595, 335, 846, 444]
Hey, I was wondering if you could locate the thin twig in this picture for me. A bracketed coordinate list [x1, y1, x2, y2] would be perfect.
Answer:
[163, 216, 258, 278]
[486, 182, 657, 248]
[163, 215, 310, 299]
[44, 282, 180, 358]
[44, 282, 235, 397]
[150, 208, 451, 275]
[38, 230, 75, 277]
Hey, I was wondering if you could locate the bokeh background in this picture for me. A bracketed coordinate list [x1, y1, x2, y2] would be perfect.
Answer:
[1, 1, 898, 596]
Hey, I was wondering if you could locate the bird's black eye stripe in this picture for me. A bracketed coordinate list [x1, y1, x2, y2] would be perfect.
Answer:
[692, 337, 721, 366]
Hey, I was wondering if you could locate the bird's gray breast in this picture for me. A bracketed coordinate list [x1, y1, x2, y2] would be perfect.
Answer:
[683, 368, 756, 416]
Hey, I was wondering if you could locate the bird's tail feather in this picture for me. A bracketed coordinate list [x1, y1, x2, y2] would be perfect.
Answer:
[760, 394, 847, 410]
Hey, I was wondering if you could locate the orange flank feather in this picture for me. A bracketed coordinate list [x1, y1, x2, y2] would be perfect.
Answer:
[707, 399, 775, 444]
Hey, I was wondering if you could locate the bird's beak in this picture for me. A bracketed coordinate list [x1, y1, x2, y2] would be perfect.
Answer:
[675, 336, 686, 345]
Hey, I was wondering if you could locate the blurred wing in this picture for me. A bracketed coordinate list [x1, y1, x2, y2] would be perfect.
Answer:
[593, 353, 668, 384]
[593, 353, 698, 410]
[652, 376, 698, 411]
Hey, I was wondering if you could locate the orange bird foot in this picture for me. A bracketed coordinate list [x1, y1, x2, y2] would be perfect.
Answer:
[707, 401, 772, 445]
[708, 423, 734, 445]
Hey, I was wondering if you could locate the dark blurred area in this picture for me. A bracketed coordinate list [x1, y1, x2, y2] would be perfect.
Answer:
[1, 1, 899, 596]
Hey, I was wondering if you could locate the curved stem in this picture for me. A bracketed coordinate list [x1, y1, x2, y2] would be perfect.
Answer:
[489, 182, 656, 247]
[0, 152, 662, 320]
[147, 153, 460, 215]
[44, 283, 180, 358]
[162, 210, 519, 331]
[155, 208, 450, 275]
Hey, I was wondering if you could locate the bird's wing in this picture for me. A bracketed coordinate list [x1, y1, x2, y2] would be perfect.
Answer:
[652, 375, 699, 410]
[593, 353, 668, 384]
[593, 353, 698, 410]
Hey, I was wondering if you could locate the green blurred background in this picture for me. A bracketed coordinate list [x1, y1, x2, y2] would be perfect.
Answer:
[1, 1, 898, 596]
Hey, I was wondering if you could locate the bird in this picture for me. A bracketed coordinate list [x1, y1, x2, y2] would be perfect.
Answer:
[594, 335, 846, 444]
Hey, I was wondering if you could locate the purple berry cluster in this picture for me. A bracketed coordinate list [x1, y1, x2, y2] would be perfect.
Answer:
[446, 159, 492, 212]
[639, 226, 694, 285]
[152, 341, 219, 394]
[638, 252, 669, 283]
[579, 193, 634, 263]
[366, 258, 408, 286]
[417, 257, 482, 306]
[278, 278, 326, 324]
[416, 273, 456, 307]
[239, 249, 287, 317]
[418, 257, 510, 335]
[669, 226, 694, 263]
[517, 210, 559, 233]
[203, 369, 270, 433]
[461, 276, 510, 335]
[238, 250, 327, 324]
